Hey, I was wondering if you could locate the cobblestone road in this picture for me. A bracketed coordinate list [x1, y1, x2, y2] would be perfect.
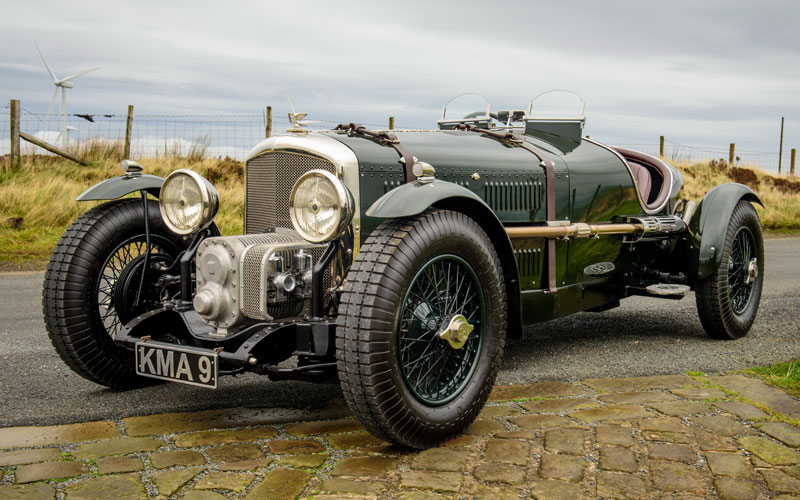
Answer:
[3, 373, 800, 499]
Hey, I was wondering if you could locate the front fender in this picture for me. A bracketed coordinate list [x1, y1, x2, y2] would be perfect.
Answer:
[76, 174, 164, 201]
[684, 182, 763, 279]
[366, 179, 523, 339]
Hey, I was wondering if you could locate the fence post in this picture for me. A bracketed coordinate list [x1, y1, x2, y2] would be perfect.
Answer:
[389, 117, 395, 130]
[10, 99, 20, 168]
[123, 105, 134, 159]
[792, 149, 796, 176]
[659, 136, 664, 157]
[779, 117, 785, 175]
[729, 143, 735, 166]
[266, 106, 272, 138]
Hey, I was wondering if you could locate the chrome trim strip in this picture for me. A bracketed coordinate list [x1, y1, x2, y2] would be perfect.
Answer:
[583, 138, 671, 215]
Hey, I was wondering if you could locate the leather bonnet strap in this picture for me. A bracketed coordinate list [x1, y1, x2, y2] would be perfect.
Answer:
[335, 123, 417, 183]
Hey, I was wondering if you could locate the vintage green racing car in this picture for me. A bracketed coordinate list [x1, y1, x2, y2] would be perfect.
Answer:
[43, 92, 764, 448]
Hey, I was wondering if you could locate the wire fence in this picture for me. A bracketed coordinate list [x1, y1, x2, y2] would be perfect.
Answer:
[1, 104, 795, 174]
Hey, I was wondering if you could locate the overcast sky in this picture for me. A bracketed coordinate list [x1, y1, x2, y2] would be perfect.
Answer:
[2, 0, 799, 153]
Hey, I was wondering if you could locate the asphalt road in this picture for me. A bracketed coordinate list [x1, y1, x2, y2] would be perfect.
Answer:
[2, 238, 798, 427]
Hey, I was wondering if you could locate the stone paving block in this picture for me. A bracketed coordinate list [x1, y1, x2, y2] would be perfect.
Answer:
[73, 436, 164, 459]
[331, 456, 398, 476]
[123, 407, 311, 437]
[321, 478, 384, 496]
[479, 405, 523, 418]
[464, 418, 507, 435]
[540, 454, 584, 481]
[544, 428, 585, 455]
[691, 416, 754, 437]
[195, 471, 253, 492]
[595, 424, 635, 446]
[596, 470, 647, 499]
[648, 443, 696, 464]
[15, 461, 88, 483]
[0, 483, 55, 500]
[325, 430, 383, 450]
[396, 492, 449, 500]
[411, 448, 470, 472]
[245, 468, 309, 500]
[760, 468, 800, 494]
[400, 470, 462, 492]
[510, 414, 575, 429]
[218, 458, 273, 471]
[571, 405, 652, 423]
[150, 449, 205, 468]
[750, 455, 770, 468]
[643, 430, 694, 444]
[0, 421, 121, 449]
[173, 427, 278, 447]
[279, 454, 327, 468]
[206, 443, 264, 463]
[520, 398, 599, 413]
[469, 485, 521, 500]
[495, 429, 539, 440]
[757, 422, 800, 448]
[488, 381, 587, 402]
[705, 451, 750, 477]
[284, 419, 363, 436]
[473, 462, 526, 485]
[714, 476, 756, 500]
[152, 468, 202, 497]
[650, 459, 704, 494]
[0, 448, 62, 466]
[599, 391, 676, 405]
[648, 401, 713, 417]
[670, 387, 728, 400]
[583, 374, 697, 393]
[184, 492, 229, 500]
[639, 417, 690, 434]
[484, 438, 530, 465]
[695, 429, 738, 451]
[738, 436, 800, 465]
[441, 435, 478, 448]
[529, 479, 583, 500]
[599, 446, 637, 472]
[709, 375, 800, 418]
[96, 456, 143, 474]
[265, 439, 325, 454]
[714, 401, 769, 420]
[63, 473, 146, 500]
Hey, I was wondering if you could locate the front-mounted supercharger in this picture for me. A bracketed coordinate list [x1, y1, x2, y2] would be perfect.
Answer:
[43, 93, 765, 449]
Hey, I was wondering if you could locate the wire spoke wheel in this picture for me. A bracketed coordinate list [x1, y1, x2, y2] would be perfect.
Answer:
[398, 255, 484, 406]
[727, 227, 755, 315]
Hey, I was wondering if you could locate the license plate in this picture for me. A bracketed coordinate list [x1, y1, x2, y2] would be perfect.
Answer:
[135, 342, 218, 388]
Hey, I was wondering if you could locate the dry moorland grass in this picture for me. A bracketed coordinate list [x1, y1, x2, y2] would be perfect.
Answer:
[1, 149, 798, 270]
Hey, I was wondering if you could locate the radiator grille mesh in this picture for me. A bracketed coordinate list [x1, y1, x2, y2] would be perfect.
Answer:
[245, 151, 337, 234]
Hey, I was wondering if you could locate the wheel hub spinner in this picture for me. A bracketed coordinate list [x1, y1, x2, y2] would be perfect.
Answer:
[745, 258, 759, 285]
[438, 314, 475, 350]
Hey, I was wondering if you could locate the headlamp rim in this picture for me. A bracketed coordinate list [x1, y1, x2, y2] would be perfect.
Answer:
[159, 168, 219, 235]
[289, 169, 353, 243]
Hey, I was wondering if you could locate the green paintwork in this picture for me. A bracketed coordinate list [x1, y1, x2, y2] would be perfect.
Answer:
[366, 179, 487, 218]
[76, 174, 164, 201]
[682, 183, 763, 279]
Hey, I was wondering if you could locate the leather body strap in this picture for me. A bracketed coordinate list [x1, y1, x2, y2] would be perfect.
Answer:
[454, 124, 558, 292]
[335, 123, 416, 183]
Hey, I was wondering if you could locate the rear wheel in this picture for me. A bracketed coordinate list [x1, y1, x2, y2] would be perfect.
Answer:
[336, 210, 506, 448]
[695, 200, 764, 339]
[43, 199, 184, 388]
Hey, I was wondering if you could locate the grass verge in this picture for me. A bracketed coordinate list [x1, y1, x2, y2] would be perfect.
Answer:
[743, 361, 800, 398]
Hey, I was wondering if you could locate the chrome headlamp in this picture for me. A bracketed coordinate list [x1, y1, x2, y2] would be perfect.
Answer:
[159, 169, 219, 235]
[289, 169, 354, 243]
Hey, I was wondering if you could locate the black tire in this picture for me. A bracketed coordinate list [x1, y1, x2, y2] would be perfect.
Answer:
[336, 210, 506, 449]
[43, 199, 185, 389]
[695, 200, 764, 339]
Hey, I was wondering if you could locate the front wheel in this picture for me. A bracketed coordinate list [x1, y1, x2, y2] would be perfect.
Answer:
[695, 200, 764, 339]
[336, 210, 506, 449]
[43, 199, 185, 389]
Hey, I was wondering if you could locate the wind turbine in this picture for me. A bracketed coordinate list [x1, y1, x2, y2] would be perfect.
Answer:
[35, 42, 100, 148]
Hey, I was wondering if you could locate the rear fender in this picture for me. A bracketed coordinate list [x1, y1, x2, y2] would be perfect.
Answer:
[76, 174, 164, 201]
[367, 180, 523, 339]
[682, 182, 763, 280]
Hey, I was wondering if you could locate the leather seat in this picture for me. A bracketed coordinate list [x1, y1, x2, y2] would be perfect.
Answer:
[612, 147, 672, 212]
[628, 161, 652, 204]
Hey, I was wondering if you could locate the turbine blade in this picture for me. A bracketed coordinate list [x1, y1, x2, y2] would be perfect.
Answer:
[57, 67, 100, 84]
[35, 42, 58, 82]
[45, 87, 58, 129]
